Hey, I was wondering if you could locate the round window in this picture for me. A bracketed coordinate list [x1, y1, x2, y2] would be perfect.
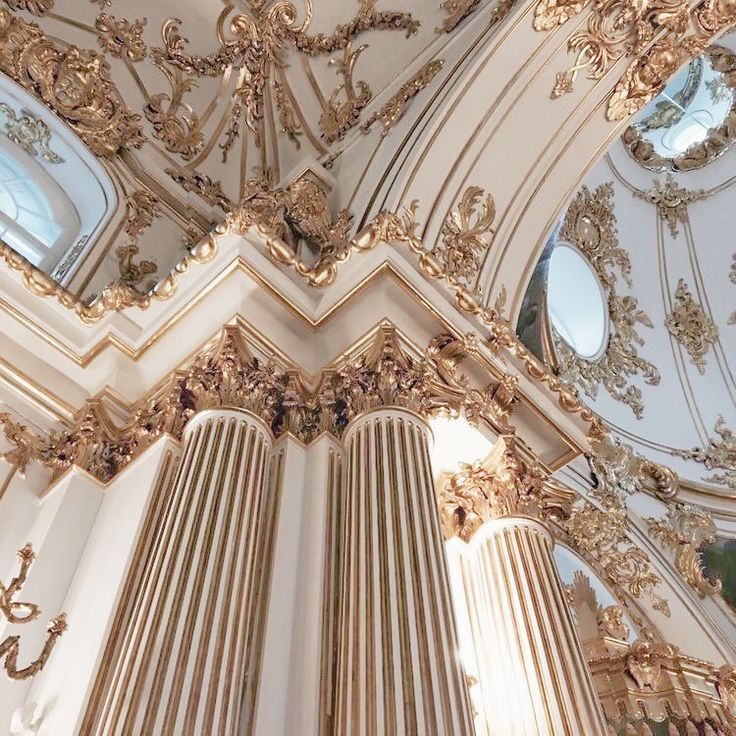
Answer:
[623, 47, 736, 171]
[547, 243, 608, 360]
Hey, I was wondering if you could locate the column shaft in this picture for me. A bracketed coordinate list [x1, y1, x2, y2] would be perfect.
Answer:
[462, 517, 608, 735]
[82, 408, 274, 735]
[334, 408, 473, 736]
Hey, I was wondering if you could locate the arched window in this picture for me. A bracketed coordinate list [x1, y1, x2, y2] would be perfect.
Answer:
[0, 74, 116, 284]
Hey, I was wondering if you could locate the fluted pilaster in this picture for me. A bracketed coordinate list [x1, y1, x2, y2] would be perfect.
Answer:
[334, 407, 473, 736]
[440, 438, 608, 735]
[82, 408, 274, 735]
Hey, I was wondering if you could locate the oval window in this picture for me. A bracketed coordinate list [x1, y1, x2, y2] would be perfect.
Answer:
[547, 243, 608, 360]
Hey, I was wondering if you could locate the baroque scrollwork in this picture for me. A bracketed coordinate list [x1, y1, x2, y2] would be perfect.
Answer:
[0, 544, 67, 681]
[157, 0, 419, 158]
[665, 278, 719, 374]
[0, 9, 144, 157]
[0, 102, 62, 162]
[533, 0, 736, 122]
[95, 13, 148, 62]
[646, 505, 722, 597]
[360, 59, 444, 137]
[633, 174, 706, 238]
[554, 183, 660, 418]
[675, 416, 736, 489]
[432, 186, 495, 293]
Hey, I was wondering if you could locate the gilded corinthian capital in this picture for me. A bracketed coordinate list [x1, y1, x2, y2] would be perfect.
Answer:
[437, 436, 548, 542]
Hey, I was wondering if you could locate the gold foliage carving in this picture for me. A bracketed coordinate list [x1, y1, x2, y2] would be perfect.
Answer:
[438, 0, 516, 35]
[320, 42, 371, 145]
[0, 544, 67, 681]
[675, 416, 736, 490]
[1, 0, 52, 15]
[554, 183, 660, 418]
[0, 102, 62, 162]
[665, 278, 719, 374]
[361, 59, 444, 137]
[158, 1, 419, 158]
[437, 436, 549, 542]
[114, 191, 160, 293]
[634, 174, 706, 238]
[646, 505, 722, 597]
[534, 0, 736, 122]
[0, 9, 144, 157]
[95, 13, 147, 62]
[432, 186, 495, 293]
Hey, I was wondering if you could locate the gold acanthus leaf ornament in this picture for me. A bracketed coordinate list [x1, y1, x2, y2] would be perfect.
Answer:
[634, 174, 706, 238]
[157, 0, 420, 158]
[675, 416, 736, 490]
[646, 506, 722, 598]
[432, 186, 496, 293]
[0, 10, 145, 157]
[534, 0, 736, 121]
[554, 183, 660, 418]
[0, 544, 67, 681]
[1, 0, 52, 14]
[361, 59, 444, 137]
[664, 278, 719, 375]
[0, 326, 517, 484]
[95, 13, 148, 62]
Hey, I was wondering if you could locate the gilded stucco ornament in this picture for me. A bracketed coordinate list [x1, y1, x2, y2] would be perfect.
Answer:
[625, 633, 676, 690]
[646, 505, 722, 598]
[360, 59, 444, 137]
[718, 666, 736, 720]
[634, 174, 706, 237]
[95, 13, 148, 62]
[623, 46, 736, 172]
[0, 103, 62, 162]
[0, 326, 517, 483]
[432, 186, 495, 293]
[675, 416, 736, 489]
[730, 253, 736, 325]
[158, 0, 419, 157]
[0, 10, 145, 157]
[0, 544, 67, 681]
[665, 278, 719, 374]
[437, 436, 552, 542]
[554, 183, 660, 418]
[1, 0, 52, 14]
[534, 0, 736, 121]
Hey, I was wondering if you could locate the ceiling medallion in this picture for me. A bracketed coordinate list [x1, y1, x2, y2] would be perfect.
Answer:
[622, 46, 736, 172]
[633, 174, 706, 238]
[553, 183, 660, 419]
[533, 0, 736, 122]
[675, 415, 736, 489]
[0, 9, 145, 157]
[664, 278, 719, 374]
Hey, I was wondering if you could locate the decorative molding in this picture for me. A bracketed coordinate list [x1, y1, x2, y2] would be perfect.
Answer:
[646, 505, 722, 598]
[533, 0, 736, 122]
[0, 544, 67, 681]
[0, 325, 519, 484]
[623, 45, 736, 172]
[0, 102, 63, 163]
[634, 174, 706, 238]
[675, 415, 736, 489]
[113, 190, 160, 293]
[0, 9, 144, 157]
[665, 278, 719, 374]
[554, 183, 660, 418]
[360, 59, 444, 137]
[437, 0, 480, 32]
[729, 252, 735, 325]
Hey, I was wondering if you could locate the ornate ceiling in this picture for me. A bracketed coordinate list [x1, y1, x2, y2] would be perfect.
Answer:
[529, 38, 736, 499]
